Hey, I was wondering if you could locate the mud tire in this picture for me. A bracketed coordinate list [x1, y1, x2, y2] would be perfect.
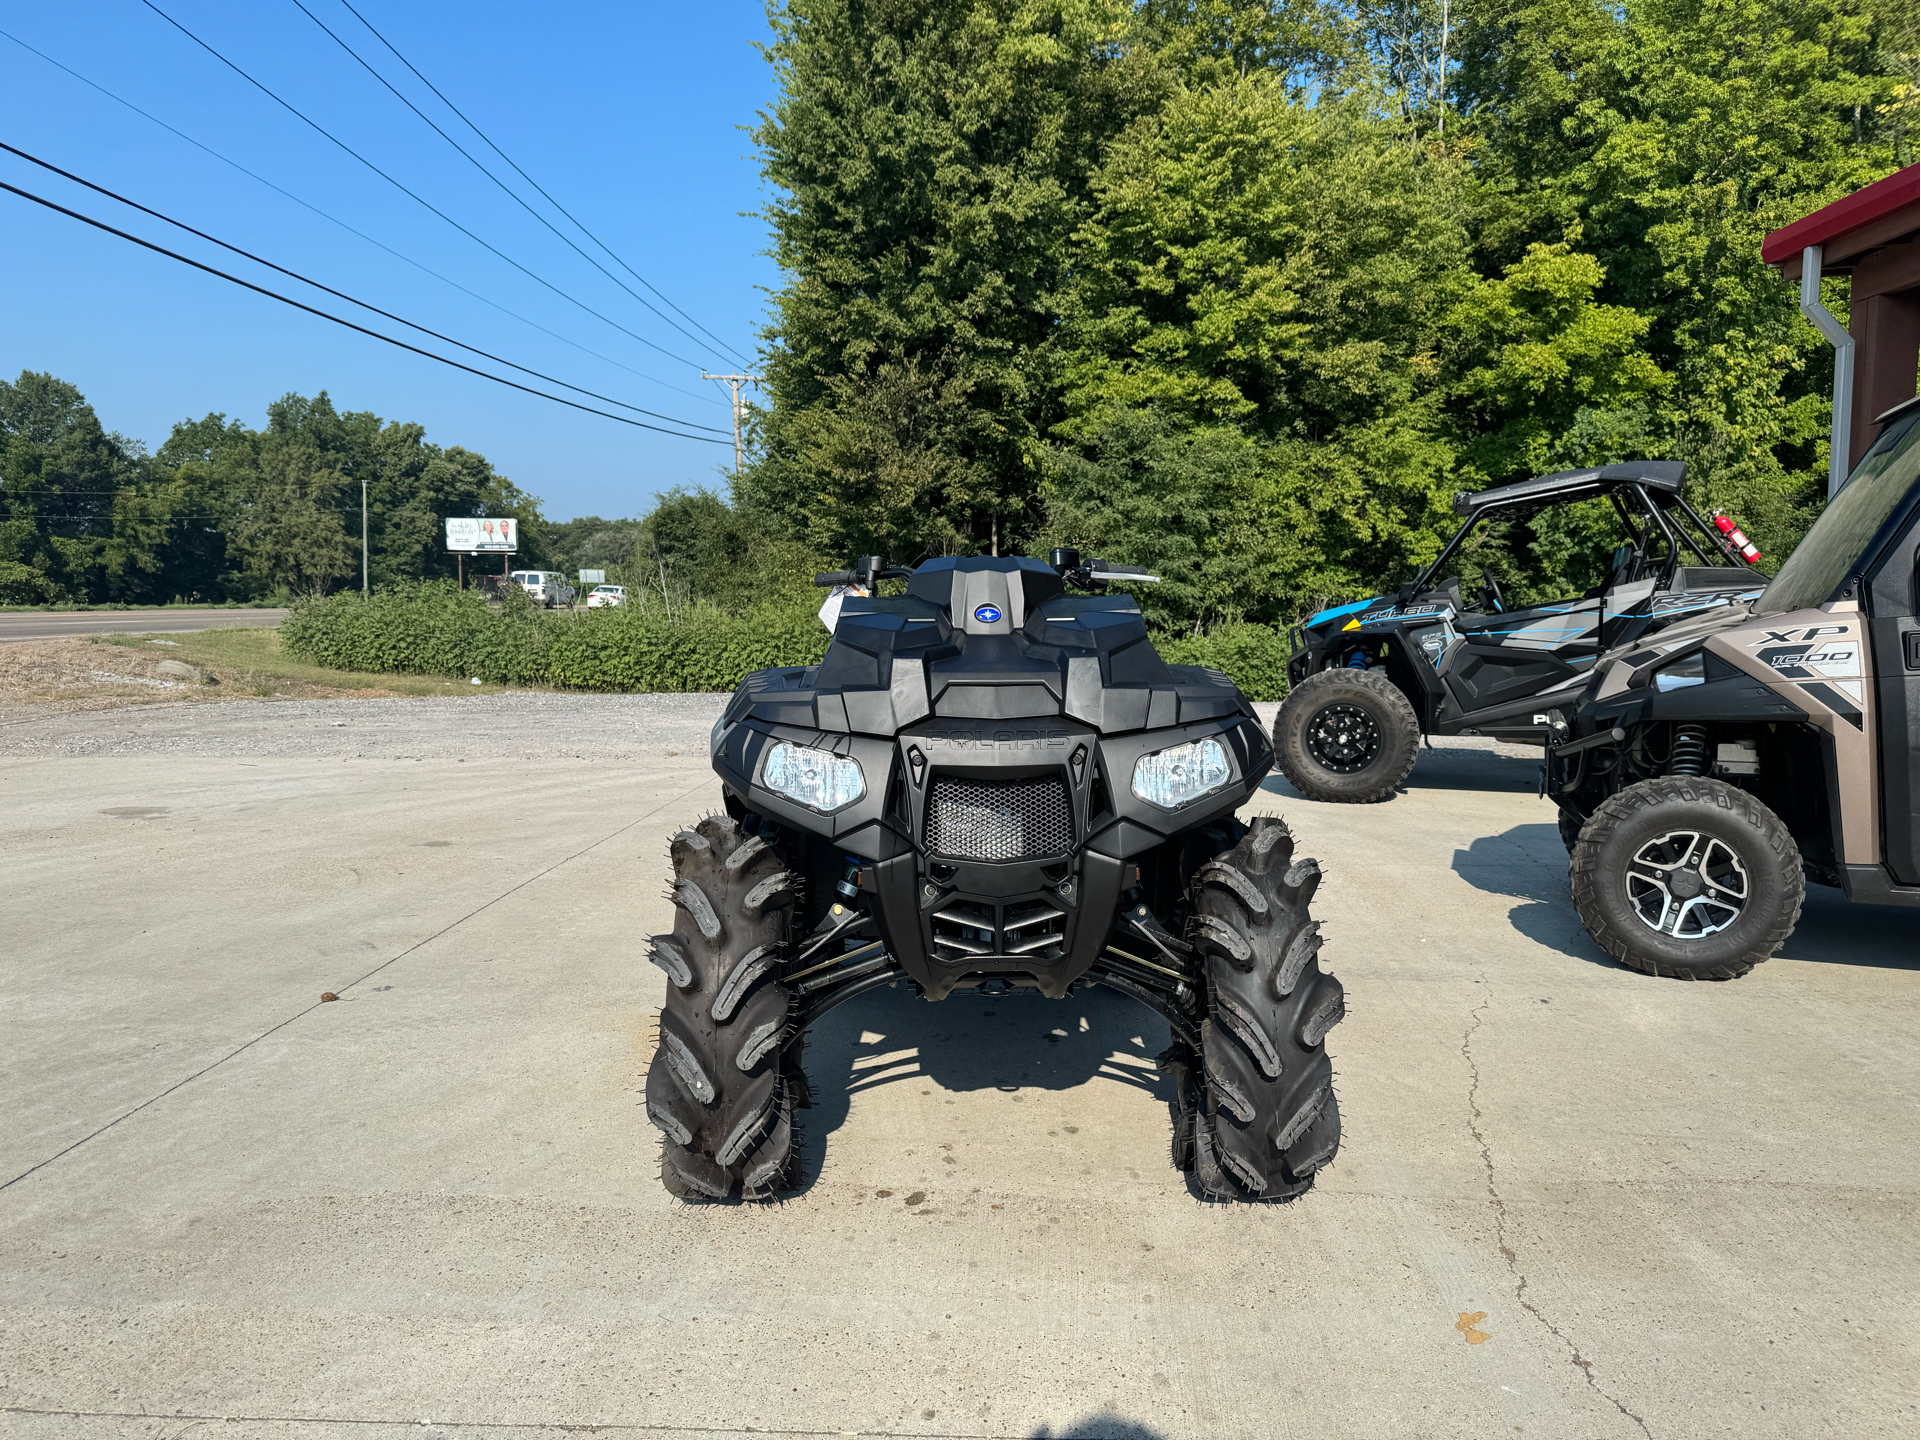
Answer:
[1176, 816, 1342, 1200]
[644, 814, 803, 1199]
[1571, 776, 1803, 981]
[1273, 667, 1420, 803]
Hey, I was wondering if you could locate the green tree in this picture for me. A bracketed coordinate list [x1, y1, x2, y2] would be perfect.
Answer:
[742, 0, 1155, 560]
[1456, 0, 1917, 555]
[0, 371, 152, 603]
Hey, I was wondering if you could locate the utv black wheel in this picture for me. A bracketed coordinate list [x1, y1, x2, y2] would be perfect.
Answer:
[1571, 777, 1803, 981]
[644, 814, 803, 1199]
[1172, 817, 1342, 1200]
[1273, 668, 1420, 803]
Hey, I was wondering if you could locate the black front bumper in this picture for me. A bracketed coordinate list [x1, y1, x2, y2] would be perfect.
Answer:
[713, 712, 1272, 1000]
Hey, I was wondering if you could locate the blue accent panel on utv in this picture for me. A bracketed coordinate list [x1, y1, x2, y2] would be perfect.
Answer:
[1305, 596, 1379, 627]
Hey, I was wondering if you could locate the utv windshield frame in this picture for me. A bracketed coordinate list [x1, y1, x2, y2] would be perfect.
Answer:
[1408, 462, 1759, 599]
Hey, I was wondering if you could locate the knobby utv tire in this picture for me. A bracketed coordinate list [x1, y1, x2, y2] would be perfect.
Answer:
[1273, 668, 1420, 804]
[1571, 776, 1803, 981]
[1166, 817, 1343, 1200]
[1558, 805, 1584, 854]
[644, 814, 803, 1199]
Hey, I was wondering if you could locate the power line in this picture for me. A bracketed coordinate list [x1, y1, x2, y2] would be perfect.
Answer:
[286, 0, 742, 371]
[0, 179, 732, 443]
[0, 141, 729, 436]
[135, 0, 713, 373]
[0, 25, 723, 410]
[333, 0, 754, 370]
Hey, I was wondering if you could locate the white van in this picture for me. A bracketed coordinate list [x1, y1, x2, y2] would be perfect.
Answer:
[511, 570, 576, 608]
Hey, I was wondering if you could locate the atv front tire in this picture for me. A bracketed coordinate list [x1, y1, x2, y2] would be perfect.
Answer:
[644, 814, 804, 1198]
[1570, 777, 1803, 980]
[1273, 668, 1420, 803]
[1174, 817, 1343, 1200]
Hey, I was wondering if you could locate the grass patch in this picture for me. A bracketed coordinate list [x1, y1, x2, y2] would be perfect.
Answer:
[96, 627, 527, 698]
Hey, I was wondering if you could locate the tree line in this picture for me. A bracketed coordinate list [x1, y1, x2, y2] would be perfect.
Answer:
[0, 371, 542, 605]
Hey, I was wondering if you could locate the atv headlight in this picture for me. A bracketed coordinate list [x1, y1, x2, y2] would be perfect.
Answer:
[762, 741, 865, 812]
[1653, 651, 1706, 692]
[1131, 737, 1231, 809]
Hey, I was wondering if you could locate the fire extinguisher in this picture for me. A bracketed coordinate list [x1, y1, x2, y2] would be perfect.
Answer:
[1711, 512, 1762, 565]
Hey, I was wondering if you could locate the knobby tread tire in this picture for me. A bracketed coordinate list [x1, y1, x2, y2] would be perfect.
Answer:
[644, 814, 802, 1199]
[1178, 816, 1342, 1200]
[1557, 805, 1584, 855]
[1272, 667, 1421, 804]
[1570, 776, 1803, 981]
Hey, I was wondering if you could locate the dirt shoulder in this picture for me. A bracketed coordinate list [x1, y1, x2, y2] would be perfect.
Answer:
[0, 627, 519, 723]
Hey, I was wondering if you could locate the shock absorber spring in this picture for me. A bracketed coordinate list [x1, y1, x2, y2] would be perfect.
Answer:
[1668, 724, 1709, 776]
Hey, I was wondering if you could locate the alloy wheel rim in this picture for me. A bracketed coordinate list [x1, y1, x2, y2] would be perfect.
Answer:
[1624, 829, 1749, 938]
[1305, 703, 1381, 773]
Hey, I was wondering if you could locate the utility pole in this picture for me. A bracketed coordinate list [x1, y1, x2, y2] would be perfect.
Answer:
[361, 476, 369, 593]
[702, 373, 762, 474]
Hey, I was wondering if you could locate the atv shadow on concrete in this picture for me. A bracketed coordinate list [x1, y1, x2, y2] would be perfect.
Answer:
[785, 983, 1177, 1194]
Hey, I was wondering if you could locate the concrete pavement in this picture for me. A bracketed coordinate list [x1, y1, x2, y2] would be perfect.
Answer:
[0, 609, 286, 643]
[0, 700, 1913, 1438]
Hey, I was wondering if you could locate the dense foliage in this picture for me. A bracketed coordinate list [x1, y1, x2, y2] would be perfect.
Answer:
[741, 0, 1917, 626]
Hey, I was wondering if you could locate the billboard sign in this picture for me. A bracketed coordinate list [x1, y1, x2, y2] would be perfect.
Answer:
[579, 569, 606, 585]
[446, 517, 517, 552]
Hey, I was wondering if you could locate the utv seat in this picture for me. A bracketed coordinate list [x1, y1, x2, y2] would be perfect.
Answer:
[1584, 544, 1644, 600]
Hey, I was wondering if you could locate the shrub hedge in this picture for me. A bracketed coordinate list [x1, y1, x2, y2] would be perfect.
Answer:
[282, 582, 829, 692]
[1157, 621, 1291, 702]
[282, 581, 1292, 699]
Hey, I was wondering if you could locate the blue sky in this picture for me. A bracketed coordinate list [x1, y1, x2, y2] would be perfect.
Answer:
[1, 0, 778, 520]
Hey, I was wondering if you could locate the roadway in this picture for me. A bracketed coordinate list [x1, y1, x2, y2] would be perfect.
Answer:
[0, 609, 286, 642]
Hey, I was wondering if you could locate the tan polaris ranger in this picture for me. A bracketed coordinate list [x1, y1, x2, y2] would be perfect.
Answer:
[1549, 398, 1918, 978]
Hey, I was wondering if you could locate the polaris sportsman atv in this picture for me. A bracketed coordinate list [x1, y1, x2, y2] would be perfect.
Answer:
[1550, 399, 1919, 979]
[645, 550, 1344, 1201]
[1274, 462, 1766, 803]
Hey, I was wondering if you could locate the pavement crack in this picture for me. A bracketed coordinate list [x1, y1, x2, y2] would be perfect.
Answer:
[1462, 973, 1651, 1438]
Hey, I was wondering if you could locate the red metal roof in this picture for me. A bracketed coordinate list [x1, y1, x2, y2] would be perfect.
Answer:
[1762, 165, 1919, 265]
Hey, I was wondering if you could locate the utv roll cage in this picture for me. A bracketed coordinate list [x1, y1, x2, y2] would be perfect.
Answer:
[1406, 461, 1762, 602]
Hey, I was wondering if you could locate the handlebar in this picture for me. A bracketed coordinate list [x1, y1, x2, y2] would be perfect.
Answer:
[813, 556, 914, 589]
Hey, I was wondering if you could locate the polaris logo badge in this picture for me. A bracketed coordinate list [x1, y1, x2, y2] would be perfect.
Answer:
[973, 604, 1003, 624]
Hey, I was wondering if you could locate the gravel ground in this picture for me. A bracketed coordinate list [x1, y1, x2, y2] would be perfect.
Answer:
[0, 691, 734, 758]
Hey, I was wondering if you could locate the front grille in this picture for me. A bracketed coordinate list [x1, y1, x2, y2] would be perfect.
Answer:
[926, 777, 1073, 861]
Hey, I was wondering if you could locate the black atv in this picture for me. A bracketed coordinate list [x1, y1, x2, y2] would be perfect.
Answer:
[1551, 399, 1918, 979]
[644, 550, 1344, 1202]
[1273, 461, 1766, 803]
